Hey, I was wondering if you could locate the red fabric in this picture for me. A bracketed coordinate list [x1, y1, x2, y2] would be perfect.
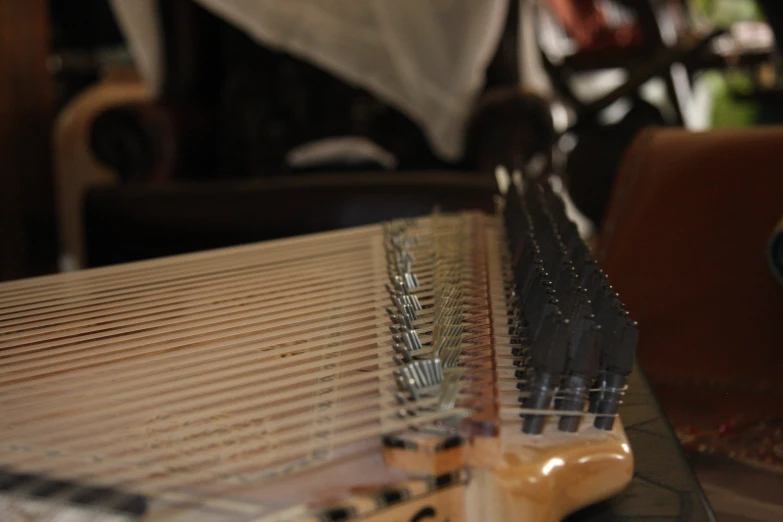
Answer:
[543, 0, 642, 51]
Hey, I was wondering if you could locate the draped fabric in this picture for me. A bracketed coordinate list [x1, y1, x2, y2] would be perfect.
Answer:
[109, 0, 510, 161]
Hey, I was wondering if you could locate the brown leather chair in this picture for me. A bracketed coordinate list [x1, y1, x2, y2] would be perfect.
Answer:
[596, 127, 783, 432]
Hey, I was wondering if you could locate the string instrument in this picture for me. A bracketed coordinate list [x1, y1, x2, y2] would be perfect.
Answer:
[0, 177, 637, 521]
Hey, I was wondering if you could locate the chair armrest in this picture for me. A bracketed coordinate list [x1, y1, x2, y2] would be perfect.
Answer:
[54, 79, 151, 270]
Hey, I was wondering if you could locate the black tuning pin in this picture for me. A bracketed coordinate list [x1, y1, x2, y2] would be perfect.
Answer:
[511, 233, 538, 275]
[523, 277, 559, 340]
[522, 310, 571, 434]
[594, 297, 625, 338]
[558, 314, 602, 432]
[517, 258, 548, 309]
[587, 277, 614, 314]
[553, 261, 587, 306]
[568, 241, 592, 275]
[590, 314, 638, 430]
[503, 181, 531, 256]
[535, 229, 561, 275]
[545, 256, 575, 295]
[503, 176, 638, 436]
[560, 223, 583, 258]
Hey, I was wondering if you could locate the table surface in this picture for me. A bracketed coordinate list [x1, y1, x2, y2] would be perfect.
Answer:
[567, 365, 717, 522]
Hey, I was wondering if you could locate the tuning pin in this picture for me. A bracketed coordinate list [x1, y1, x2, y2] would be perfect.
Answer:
[523, 278, 557, 339]
[437, 377, 462, 409]
[590, 318, 637, 430]
[557, 320, 601, 433]
[519, 310, 571, 434]
[393, 344, 413, 363]
[399, 375, 421, 401]
[531, 311, 570, 374]
[590, 371, 627, 430]
[551, 262, 578, 302]
[589, 282, 613, 314]
[392, 296, 418, 320]
[404, 294, 423, 311]
[391, 314, 413, 330]
[521, 370, 557, 435]
[394, 330, 423, 354]
[408, 330, 423, 351]
[517, 259, 547, 306]
[569, 242, 592, 273]
[394, 359, 444, 400]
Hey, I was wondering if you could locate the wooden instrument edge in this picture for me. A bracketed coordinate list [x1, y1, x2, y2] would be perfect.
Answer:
[467, 424, 633, 522]
[247, 426, 632, 522]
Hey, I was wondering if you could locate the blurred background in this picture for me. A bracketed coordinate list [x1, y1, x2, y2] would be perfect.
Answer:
[2, 1, 783, 519]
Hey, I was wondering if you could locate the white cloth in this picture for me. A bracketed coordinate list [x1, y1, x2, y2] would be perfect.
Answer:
[109, 0, 510, 161]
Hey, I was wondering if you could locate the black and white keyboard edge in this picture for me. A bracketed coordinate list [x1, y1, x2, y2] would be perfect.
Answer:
[0, 469, 148, 519]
